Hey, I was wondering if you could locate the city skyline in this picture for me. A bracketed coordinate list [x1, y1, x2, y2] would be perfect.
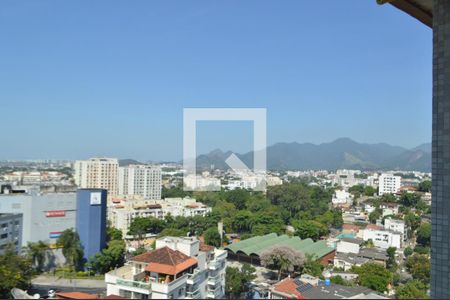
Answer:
[0, 1, 431, 161]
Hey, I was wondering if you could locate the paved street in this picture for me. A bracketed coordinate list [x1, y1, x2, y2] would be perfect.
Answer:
[30, 275, 106, 297]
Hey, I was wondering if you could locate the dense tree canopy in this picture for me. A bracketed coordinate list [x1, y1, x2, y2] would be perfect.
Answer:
[406, 254, 430, 284]
[418, 180, 431, 193]
[416, 223, 431, 247]
[87, 239, 126, 274]
[225, 264, 256, 299]
[396, 280, 429, 299]
[204, 227, 221, 247]
[0, 244, 33, 298]
[292, 220, 328, 241]
[352, 263, 393, 293]
[129, 184, 338, 243]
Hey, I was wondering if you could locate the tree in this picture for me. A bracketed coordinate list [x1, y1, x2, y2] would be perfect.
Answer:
[57, 229, 84, 270]
[87, 239, 126, 274]
[128, 217, 165, 237]
[231, 210, 254, 233]
[404, 246, 413, 257]
[387, 247, 397, 271]
[293, 220, 328, 241]
[225, 264, 256, 299]
[162, 185, 192, 198]
[301, 254, 324, 277]
[416, 223, 431, 247]
[400, 192, 421, 207]
[260, 246, 304, 280]
[204, 227, 221, 247]
[330, 275, 353, 286]
[396, 280, 429, 299]
[0, 244, 33, 298]
[107, 226, 123, 242]
[352, 263, 393, 293]
[158, 228, 186, 237]
[364, 186, 377, 197]
[369, 209, 382, 224]
[404, 212, 421, 234]
[223, 188, 251, 210]
[406, 254, 430, 284]
[23, 241, 50, 272]
[380, 193, 397, 203]
[418, 180, 431, 193]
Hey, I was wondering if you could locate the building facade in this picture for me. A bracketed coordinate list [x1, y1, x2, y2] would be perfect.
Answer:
[105, 236, 227, 299]
[384, 218, 407, 241]
[0, 192, 76, 246]
[118, 165, 162, 200]
[362, 229, 401, 249]
[378, 174, 401, 196]
[76, 189, 107, 260]
[74, 158, 119, 195]
[0, 213, 22, 254]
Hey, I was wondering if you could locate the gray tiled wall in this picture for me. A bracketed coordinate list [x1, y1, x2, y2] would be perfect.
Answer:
[432, 1, 450, 298]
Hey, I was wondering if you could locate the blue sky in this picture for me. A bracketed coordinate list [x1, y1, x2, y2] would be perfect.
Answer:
[0, 1, 431, 161]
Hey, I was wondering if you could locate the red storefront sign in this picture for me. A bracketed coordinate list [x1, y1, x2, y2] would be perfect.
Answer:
[46, 210, 66, 217]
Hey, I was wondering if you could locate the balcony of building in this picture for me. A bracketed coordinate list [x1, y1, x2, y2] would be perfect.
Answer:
[105, 265, 152, 295]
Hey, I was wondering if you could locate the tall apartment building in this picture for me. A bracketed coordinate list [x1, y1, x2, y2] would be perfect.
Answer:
[106, 236, 227, 299]
[378, 174, 401, 196]
[118, 165, 162, 199]
[74, 158, 119, 195]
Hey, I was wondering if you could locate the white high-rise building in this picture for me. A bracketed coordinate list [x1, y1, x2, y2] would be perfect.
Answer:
[378, 173, 401, 196]
[74, 158, 119, 195]
[118, 165, 162, 199]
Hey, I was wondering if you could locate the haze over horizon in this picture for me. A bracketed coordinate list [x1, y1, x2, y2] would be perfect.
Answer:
[0, 1, 432, 161]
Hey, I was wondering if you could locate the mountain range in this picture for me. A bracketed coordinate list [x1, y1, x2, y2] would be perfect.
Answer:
[195, 138, 431, 172]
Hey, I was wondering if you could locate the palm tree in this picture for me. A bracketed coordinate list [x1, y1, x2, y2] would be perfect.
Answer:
[57, 229, 84, 270]
[23, 241, 49, 272]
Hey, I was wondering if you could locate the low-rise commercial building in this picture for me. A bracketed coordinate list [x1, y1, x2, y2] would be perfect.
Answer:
[225, 233, 335, 266]
[0, 192, 76, 246]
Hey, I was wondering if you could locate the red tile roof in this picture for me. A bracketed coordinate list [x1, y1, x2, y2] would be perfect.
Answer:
[272, 278, 306, 299]
[56, 292, 98, 299]
[342, 224, 361, 232]
[132, 246, 197, 275]
[366, 224, 383, 230]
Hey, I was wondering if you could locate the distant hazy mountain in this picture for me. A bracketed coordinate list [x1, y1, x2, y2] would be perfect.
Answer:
[118, 159, 144, 167]
[412, 143, 431, 154]
[196, 138, 431, 172]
